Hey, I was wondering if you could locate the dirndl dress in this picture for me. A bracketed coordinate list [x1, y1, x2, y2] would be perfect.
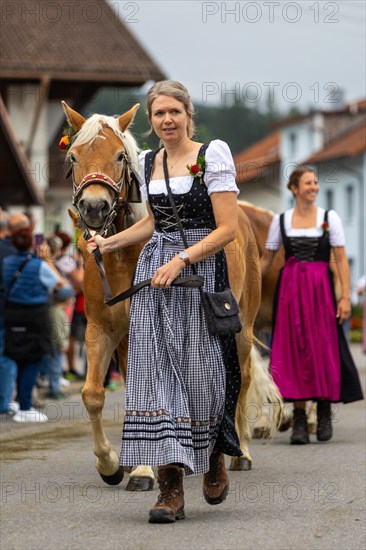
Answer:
[120, 145, 242, 475]
[270, 211, 363, 404]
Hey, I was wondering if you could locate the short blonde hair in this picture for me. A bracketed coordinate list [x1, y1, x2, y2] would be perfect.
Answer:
[146, 80, 196, 138]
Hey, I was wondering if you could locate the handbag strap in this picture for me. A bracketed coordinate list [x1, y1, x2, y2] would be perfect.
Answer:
[162, 150, 199, 278]
[5, 254, 33, 304]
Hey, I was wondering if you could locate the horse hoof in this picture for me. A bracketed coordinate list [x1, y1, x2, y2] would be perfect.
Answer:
[125, 476, 154, 492]
[99, 465, 124, 486]
[229, 457, 252, 471]
[252, 427, 271, 439]
[238, 457, 252, 471]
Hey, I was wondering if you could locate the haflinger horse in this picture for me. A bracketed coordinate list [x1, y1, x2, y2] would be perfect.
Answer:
[62, 101, 284, 489]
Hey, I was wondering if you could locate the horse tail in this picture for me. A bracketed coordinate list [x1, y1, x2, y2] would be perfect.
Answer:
[246, 345, 286, 438]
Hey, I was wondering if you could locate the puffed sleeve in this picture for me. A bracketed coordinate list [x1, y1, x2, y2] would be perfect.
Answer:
[265, 214, 282, 250]
[138, 150, 150, 201]
[328, 210, 346, 247]
[204, 140, 239, 195]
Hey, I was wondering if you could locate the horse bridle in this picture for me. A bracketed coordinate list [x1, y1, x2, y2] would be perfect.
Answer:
[66, 150, 141, 240]
[66, 149, 139, 303]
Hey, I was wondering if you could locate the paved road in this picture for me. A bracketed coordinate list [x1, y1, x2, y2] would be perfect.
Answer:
[1, 345, 365, 550]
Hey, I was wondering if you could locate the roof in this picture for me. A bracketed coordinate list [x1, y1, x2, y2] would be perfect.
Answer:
[233, 132, 280, 184]
[273, 98, 366, 129]
[0, 96, 44, 206]
[0, 0, 165, 85]
[304, 123, 366, 164]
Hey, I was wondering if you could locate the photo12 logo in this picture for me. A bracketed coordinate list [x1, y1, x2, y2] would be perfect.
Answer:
[1, 1, 140, 24]
[201, 81, 342, 105]
[201, 2, 340, 24]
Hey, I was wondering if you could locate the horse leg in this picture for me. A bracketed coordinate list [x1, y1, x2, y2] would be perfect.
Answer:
[228, 321, 253, 472]
[307, 401, 317, 434]
[230, 341, 253, 471]
[82, 329, 123, 485]
[116, 338, 155, 492]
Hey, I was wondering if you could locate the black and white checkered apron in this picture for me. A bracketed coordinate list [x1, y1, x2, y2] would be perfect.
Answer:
[120, 146, 242, 475]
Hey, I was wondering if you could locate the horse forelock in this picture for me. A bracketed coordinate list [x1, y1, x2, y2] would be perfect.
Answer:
[67, 114, 146, 222]
[67, 114, 140, 173]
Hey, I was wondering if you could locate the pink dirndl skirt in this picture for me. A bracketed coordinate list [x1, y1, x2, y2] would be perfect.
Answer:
[270, 257, 341, 402]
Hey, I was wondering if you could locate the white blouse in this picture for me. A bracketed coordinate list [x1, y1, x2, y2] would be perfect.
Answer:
[138, 139, 239, 200]
[265, 208, 346, 250]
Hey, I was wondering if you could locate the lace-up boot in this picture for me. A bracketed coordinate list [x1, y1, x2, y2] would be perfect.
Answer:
[316, 400, 333, 441]
[203, 452, 229, 505]
[148, 465, 185, 523]
[290, 408, 309, 444]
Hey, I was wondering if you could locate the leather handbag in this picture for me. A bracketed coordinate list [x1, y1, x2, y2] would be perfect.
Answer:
[162, 151, 242, 337]
[200, 287, 242, 336]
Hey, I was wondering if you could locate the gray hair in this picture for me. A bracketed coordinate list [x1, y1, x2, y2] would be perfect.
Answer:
[146, 80, 196, 138]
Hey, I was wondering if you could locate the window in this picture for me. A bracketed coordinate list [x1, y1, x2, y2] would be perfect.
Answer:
[289, 133, 297, 155]
[325, 189, 334, 210]
[346, 185, 355, 219]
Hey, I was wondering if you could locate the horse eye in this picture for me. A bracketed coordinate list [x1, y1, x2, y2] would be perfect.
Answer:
[70, 154, 77, 163]
[117, 152, 125, 162]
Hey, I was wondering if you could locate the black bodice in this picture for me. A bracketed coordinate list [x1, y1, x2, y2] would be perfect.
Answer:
[280, 210, 331, 262]
[144, 144, 216, 233]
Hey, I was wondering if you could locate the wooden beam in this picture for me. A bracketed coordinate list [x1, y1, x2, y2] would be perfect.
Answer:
[25, 75, 50, 158]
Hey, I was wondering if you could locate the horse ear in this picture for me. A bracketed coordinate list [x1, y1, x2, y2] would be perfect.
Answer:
[61, 101, 86, 132]
[118, 104, 140, 132]
[68, 209, 79, 227]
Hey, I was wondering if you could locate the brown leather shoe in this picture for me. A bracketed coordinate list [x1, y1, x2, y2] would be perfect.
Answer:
[203, 452, 229, 505]
[148, 465, 185, 523]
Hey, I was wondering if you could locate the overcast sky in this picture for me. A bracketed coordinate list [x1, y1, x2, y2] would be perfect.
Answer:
[110, 0, 365, 112]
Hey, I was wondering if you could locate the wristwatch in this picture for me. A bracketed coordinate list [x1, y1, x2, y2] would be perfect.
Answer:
[178, 251, 190, 267]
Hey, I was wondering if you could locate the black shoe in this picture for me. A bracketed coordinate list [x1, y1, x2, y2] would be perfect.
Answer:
[290, 408, 309, 445]
[316, 401, 333, 441]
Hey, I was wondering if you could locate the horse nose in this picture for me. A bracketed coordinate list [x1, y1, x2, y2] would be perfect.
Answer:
[97, 200, 110, 216]
[78, 198, 111, 217]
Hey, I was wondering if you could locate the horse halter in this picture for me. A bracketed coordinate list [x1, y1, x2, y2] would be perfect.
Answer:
[67, 150, 142, 238]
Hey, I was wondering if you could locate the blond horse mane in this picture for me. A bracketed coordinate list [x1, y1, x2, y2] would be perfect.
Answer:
[68, 113, 146, 220]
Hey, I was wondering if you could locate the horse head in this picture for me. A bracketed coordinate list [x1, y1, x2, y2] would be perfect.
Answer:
[62, 102, 142, 234]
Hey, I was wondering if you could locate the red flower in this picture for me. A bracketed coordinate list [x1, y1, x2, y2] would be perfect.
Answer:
[59, 135, 70, 150]
[187, 156, 205, 183]
[322, 222, 328, 229]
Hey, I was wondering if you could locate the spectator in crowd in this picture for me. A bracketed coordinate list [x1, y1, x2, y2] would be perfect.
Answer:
[48, 284, 75, 399]
[3, 224, 64, 422]
[0, 212, 30, 415]
[55, 231, 85, 379]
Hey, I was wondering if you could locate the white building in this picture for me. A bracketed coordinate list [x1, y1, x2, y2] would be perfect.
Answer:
[234, 101, 366, 287]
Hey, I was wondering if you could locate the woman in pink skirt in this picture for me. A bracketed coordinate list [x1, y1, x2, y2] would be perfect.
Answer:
[261, 166, 363, 444]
